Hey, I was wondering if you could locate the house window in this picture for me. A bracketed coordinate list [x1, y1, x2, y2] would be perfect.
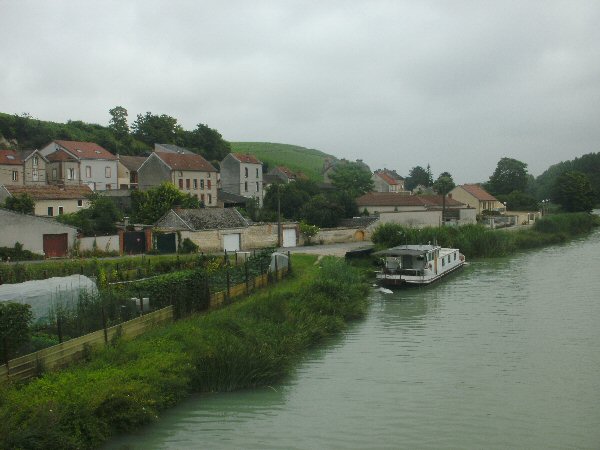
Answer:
[77, 199, 83, 207]
[58, 206, 64, 215]
[244, 181, 248, 192]
[207, 180, 211, 189]
[106, 184, 112, 190]
[105, 167, 111, 178]
[52, 168, 57, 180]
[244, 167, 248, 178]
[178, 179, 184, 189]
[186, 179, 190, 189]
[208, 194, 212, 204]
[12, 171, 18, 182]
[201, 194, 205, 203]
[33, 156, 39, 167]
[200, 179, 204, 189]
[68, 168, 75, 180]
[256, 168, 259, 177]
[32, 168, 39, 181]
[193, 179, 198, 189]
[86, 166, 92, 178]
[256, 181, 259, 192]
[47, 206, 54, 216]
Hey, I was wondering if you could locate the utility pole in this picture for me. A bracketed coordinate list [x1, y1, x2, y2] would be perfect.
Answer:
[277, 183, 282, 247]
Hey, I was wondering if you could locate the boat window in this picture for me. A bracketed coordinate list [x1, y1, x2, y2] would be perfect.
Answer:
[454, 252, 457, 261]
[442, 257, 445, 267]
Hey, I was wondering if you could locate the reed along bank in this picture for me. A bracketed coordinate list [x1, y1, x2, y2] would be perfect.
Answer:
[0, 255, 370, 450]
[371, 212, 600, 258]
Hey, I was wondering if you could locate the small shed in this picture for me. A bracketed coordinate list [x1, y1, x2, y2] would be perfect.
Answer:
[0, 208, 78, 257]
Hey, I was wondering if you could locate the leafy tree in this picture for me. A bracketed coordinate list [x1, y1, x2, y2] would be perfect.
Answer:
[263, 181, 315, 220]
[327, 190, 359, 218]
[131, 112, 183, 147]
[433, 172, 456, 224]
[329, 162, 374, 198]
[56, 193, 123, 235]
[108, 106, 129, 140]
[131, 182, 200, 224]
[496, 191, 539, 211]
[299, 221, 320, 244]
[4, 193, 35, 214]
[551, 171, 595, 212]
[487, 157, 529, 196]
[405, 165, 433, 191]
[534, 152, 600, 202]
[0, 302, 32, 361]
[300, 194, 344, 228]
[180, 123, 231, 162]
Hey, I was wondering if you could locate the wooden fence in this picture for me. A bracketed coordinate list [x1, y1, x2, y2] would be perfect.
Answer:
[1, 267, 287, 383]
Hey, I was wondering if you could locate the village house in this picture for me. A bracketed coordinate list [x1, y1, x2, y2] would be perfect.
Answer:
[356, 192, 476, 227]
[268, 166, 298, 183]
[0, 149, 24, 186]
[39, 140, 118, 191]
[322, 157, 371, 183]
[137, 150, 218, 206]
[449, 184, 505, 215]
[0, 184, 93, 217]
[372, 169, 407, 193]
[117, 155, 147, 189]
[220, 153, 263, 206]
[20, 150, 48, 186]
[0, 208, 79, 257]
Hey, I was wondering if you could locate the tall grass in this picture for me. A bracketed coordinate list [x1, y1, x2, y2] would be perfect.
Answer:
[0, 256, 369, 450]
[371, 213, 599, 258]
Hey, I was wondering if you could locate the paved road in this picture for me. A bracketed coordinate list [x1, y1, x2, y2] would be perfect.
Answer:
[279, 241, 374, 257]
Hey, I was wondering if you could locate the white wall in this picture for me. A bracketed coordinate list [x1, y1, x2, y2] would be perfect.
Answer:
[78, 235, 120, 253]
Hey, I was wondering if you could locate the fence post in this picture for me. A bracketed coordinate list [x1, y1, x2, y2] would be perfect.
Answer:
[235, 251, 238, 265]
[224, 250, 228, 265]
[57, 315, 63, 344]
[101, 305, 108, 344]
[287, 251, 291, 275]
[245, 262, 249, 294]
[274, 253, 278, 282]
[226, 266, 231, 301]
[3, 337, 9, 377]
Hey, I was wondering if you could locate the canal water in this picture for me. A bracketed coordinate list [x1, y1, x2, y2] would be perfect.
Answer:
[108, 230, 600, 449]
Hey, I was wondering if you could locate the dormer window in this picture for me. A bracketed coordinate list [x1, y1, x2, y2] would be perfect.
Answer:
[7, 155, 15, 160]
[76, 149, 83, 153]
[33, 156, 39, 166]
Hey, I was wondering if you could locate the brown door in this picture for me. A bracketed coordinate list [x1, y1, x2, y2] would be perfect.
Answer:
[43, 233, 68, 258]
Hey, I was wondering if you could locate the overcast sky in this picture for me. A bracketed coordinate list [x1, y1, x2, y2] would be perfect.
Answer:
[1, 0, 599, 183]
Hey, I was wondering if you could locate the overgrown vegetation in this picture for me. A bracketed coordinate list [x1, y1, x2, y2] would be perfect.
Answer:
[0, 242, 44, 262]
[0, 256, 369, 449]
[371, 213, 600, 258]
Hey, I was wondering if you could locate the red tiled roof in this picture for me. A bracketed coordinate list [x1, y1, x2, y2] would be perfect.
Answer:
[356, 192, 465, 208]
[356, 192, 424, 207]
[233, 153, 262, 164]
[47, 150, 77, 162]
[459, 184, 498, 202]
[54, 140, 117, 160]
[275, 166, 296, 179]
[418, 195, 465, 207]
[156, 152, 217, 172]
[376, 171, 399, 185]
[0, 150, 22, 165]
[3, 184, 93, 200]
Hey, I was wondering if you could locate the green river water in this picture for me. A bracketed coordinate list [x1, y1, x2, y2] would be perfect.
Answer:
[108, 229, 600, 449]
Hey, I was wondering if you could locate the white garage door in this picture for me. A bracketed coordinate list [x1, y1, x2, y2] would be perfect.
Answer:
[223, 233, 241, 252]
[282, 228, 297, 247]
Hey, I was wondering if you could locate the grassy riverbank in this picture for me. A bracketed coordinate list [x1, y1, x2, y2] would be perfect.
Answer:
[372, 212, 600, 258]
[0, 255, 369, 450]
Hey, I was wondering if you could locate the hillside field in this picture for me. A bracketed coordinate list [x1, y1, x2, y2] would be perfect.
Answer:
[231, 142, 335, 182]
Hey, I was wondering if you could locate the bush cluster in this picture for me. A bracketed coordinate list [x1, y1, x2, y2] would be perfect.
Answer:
[371, 212, 599, 258]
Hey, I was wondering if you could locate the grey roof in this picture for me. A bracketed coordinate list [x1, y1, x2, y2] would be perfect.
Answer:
[118, 155, 147, 171]
[373, 245, 438, 257]
[217, 189, 249, 204]
[338, 216, 379, 228]
[154, 143, 196, 155]
[156, 208, 249, 231]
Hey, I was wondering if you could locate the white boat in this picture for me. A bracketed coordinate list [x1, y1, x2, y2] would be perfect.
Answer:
[375, 244, 465, 287]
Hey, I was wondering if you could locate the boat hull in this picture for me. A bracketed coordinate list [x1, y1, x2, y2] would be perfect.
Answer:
[376, 260, 465, 287]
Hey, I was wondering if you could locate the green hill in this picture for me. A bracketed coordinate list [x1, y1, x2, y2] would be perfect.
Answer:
[231, 142, 335, 182]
